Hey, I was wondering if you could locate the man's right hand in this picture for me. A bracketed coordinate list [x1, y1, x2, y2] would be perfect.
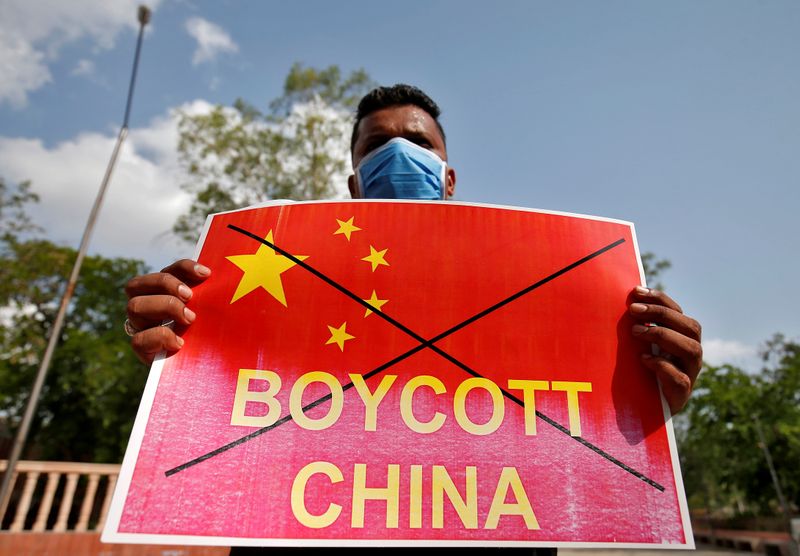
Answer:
[125, 259, 211, 364]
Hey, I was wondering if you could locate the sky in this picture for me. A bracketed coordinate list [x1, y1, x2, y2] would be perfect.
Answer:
[1, 0, 798, 372]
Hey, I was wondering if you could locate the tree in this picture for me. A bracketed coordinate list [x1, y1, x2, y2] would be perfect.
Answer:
[676, 364, 762, 514]
[677, 335, 800, 517]
[0, 177, 39, 239]
[755, 335, 800, 511]
[174, 63, 375, 242]
[0, 178, 149, 462]
[641, 252, 671, 291]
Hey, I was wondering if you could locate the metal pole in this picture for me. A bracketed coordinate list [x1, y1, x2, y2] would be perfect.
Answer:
[753, 415, 798, 556]
[0, 5, 151, 521]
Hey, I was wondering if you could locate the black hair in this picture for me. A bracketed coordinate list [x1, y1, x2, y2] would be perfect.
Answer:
[350, 84, 446, 153]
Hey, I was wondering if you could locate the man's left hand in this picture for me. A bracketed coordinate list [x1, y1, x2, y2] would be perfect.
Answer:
[628, 286, 702, 414]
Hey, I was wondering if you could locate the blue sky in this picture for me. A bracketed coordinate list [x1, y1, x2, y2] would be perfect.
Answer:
[1, 1, 798, 371]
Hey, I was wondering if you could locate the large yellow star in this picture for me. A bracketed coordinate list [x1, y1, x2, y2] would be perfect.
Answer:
[325, 322, 355, 351]
[226, 230, 308, 306]
[333, 216, 361, 241]
[361, 245, 389, 272]
[362, 290, 388, 317]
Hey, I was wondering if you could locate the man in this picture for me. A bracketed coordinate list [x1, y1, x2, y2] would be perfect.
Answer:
[126, 83, 702, 414]
[123, 85, 702, 553]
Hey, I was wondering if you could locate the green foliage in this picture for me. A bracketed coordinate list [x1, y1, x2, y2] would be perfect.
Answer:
[174, 63, 375, 243]
[270, 63, 373, 116]
[0, 179, 149, 462]
[678, 335, 800, 516]
[0, 177, 40, 240]
[641, 251, 671, 291]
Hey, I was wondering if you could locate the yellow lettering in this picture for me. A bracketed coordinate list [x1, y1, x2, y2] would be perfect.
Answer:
[351, 463, 400, 528]
[350, 373, 397, 431]
[432, 465, 478, 529]
[233, 370, 591, 438]
[454, 377, 504, 435]
[485, 467, 539, 530]
[289, 371, 343, 430]
[290, 461, 343, 528]
[230, 369, 281, 427]
[551, 381, 592, 436]
[409, 464, 423, 529]
[400, 375, 446, 434]
[507, 379, 550, 435]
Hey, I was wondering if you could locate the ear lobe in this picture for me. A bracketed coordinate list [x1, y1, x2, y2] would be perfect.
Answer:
[347, 175, 358, 199]
[446, 167, 457, 198]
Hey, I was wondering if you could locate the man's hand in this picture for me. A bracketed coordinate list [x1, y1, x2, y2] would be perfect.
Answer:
[125, 259, 211, 364]
[629, 285, 702, 414]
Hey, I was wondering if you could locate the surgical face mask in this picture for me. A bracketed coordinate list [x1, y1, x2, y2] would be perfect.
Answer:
[355, 137, 447, 200]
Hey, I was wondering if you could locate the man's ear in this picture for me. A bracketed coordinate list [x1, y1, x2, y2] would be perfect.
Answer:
[446, 167, 457, 198]
[347, 174, 359, 198]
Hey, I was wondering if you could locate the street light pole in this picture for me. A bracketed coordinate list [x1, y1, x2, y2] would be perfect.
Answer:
[0, 5, 151, 519]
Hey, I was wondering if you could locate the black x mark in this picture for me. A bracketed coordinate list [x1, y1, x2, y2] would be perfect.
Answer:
[165, 223, 663, 492]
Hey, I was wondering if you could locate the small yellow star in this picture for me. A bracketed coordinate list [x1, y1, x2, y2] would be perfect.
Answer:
[333, 216, 361, 241]
[362, 290, 388, 317]
[226, 230, 308, 306]
[325, 322, 355, 351]
[361, 245, 389, 272]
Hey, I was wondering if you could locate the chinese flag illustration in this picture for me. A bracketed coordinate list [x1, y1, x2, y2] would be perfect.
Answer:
[104, 201, 692, 547]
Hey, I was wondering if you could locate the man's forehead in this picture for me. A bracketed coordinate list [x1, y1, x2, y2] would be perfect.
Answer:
[358, 105, 439, 139]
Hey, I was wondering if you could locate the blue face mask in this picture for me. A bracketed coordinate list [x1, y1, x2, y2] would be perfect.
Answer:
[355, 137, 447, 200]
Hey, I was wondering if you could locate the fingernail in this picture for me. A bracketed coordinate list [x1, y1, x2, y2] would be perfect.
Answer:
[176, 336, 185, 347]
[630, 303, 648, 313]
[178, 284, 192, 300]
[635, 286, 650, 295]
[184, 307, 196, 322]
[632, 324, 649, 334]
[195, 264, 211, 276]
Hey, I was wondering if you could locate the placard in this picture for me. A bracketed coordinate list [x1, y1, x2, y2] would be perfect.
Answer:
[103, 200, 692, 549]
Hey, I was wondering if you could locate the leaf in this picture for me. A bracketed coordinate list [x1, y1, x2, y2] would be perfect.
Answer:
[173, 64, 376, 243]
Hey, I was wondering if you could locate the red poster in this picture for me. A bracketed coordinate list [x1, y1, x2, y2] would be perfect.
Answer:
[103, 200, 692, 548]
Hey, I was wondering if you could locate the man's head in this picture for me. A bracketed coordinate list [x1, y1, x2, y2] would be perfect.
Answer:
[348, 84, 456, 199]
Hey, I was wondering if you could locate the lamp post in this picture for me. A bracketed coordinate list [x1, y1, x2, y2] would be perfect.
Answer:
[0, 5, 152, 518]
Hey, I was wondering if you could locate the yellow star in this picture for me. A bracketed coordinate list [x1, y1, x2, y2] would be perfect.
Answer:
[333, 216, 361, 241]
[325, 322, 355, 351]
[362, 290, 388, 317]
[226, 230, 308, 306]
[361, 245, 389, 272]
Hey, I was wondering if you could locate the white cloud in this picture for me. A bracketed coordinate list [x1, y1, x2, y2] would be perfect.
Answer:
[0, 96, 354, 269]
[71, 59, 95, 76]
[0, 29, 51, 108]
[0, 100, 215, 270]
[0, 0, 161, 107]
[703, 338, 760, 371]
[185, 17, 238, 66]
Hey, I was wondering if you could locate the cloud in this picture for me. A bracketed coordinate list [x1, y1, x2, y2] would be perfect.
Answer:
[71, 59, 95, 76]
[0, 100, 215, 269]
[0, 0, 161, 107]
[185, 17, 238, 66]
[0, 96, 354, 269]
[703, 338, 760, 372]
[0, 29, 51, 108]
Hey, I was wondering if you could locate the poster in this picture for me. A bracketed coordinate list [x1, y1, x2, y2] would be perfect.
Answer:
[103, 200, 693, 548]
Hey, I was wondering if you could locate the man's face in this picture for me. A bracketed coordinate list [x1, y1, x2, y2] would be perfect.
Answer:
[348, 104, 456, 198]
